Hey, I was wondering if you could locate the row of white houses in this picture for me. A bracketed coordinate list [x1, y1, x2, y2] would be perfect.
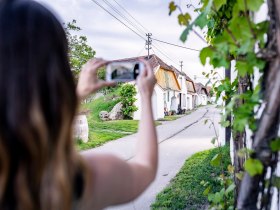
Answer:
[112, 54, 210, 120]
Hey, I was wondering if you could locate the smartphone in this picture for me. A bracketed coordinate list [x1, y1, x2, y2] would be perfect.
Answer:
[106, 61, 144, 82]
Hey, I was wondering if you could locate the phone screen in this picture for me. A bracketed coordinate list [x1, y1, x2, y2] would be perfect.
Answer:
[106, 62, 142, 82]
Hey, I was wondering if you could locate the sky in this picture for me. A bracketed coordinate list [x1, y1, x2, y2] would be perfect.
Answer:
[36, 0, 219, 83]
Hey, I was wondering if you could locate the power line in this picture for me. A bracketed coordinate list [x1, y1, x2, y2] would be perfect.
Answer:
[110, 1, 199, 52]
[100, 0, 147, 36]
[90, 0, 199, 68]
[112, 0, 151, 33]
[152, 44, 180, 68]
[152, 38, 200, 52]
[153, 41, 181, 66]
[137, 46, 146, 56]
[90, 0, 146, 41]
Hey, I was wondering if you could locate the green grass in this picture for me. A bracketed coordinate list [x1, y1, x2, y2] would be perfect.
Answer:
[76, 131, 126, 150]
[76, 90, 161, 150]
[151, 146, 231, 210]
[158, 111, 192, 122]
[158, 115, 182, 121]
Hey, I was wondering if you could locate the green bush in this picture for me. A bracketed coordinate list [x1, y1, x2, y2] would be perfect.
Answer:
[119, 84, 138, 119]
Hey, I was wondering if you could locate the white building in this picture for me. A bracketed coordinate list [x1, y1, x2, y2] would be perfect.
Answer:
[111, 54, 181, 120]
[172, 67, 197, 111]
[194, 83, 208, 106]
[135, 55, 181, 120]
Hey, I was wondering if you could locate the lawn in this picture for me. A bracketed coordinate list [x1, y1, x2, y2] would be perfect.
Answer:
[151, 146, 231, 210]
[76, 91, 161, 150]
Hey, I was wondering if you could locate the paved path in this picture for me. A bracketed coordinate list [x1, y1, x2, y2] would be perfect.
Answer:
[82, 106, 221, 210]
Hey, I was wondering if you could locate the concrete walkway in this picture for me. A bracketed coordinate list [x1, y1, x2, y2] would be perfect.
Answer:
[82, 106, 221, 210]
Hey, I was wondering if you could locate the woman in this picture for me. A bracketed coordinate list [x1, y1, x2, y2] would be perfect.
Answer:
[0, 0, 158, 210]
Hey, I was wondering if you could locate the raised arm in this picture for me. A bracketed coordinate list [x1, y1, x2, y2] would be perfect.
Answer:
[77, 59, 158, 210]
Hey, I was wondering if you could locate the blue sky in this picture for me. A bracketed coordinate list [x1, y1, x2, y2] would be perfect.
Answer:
[37, 0, 216, 82]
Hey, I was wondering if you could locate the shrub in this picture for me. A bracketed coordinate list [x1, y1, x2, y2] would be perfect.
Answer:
[119, 84, 138, 119]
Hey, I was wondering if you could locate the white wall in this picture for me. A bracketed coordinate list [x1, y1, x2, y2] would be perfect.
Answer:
[186, 94, 193, 110]
[133, 84, 165, 120]
[196, 94, 207, 106]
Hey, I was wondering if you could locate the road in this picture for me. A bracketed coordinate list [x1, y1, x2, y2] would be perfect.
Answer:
[82, 106, 221, 210]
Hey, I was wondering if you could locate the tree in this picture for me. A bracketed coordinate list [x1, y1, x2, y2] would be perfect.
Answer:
[168, 0, 280, 209]
[64, 20, 96, 78]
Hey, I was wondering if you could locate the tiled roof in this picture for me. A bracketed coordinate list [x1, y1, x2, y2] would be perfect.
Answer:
[110, 54, 171, 72]
[110, 54, 181, 91]
[195, 83, 208, 96]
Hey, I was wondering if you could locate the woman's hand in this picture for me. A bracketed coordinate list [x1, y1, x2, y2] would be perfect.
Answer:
[76, 58, 115, 100]
[136, 59, 156, 100]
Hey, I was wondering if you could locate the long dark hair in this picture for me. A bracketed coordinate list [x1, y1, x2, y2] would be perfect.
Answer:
[0, 0, 83, 209]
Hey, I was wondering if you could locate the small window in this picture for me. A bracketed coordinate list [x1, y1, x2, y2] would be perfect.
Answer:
[167, 91, 170, 102]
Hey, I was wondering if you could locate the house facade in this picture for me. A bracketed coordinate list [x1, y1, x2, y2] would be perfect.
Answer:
[111, 54, 181, 120]
[172, 67, 196, 111]
[194, 83, 208, 106]
[185, 76, 197, 109]
[134, 55, 181, 120]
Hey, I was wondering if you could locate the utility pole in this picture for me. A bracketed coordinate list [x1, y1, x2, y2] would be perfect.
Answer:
[180, 61, 183, 72]
[146, 33, 152, 59]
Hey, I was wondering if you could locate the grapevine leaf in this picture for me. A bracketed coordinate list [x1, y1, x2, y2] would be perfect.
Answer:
[227, 165, 235, 174]
[203, 186, 211, 196]
[169, 1, 177, 15]
[178, 13, 192, 26]
[270, 139, 280, 152]
[237, 0, 264, 12]
[225, 184, 235, 195]
[180, 23, 194, 42]
[236, 172, 244, 180]
[214, 0, 226, 11]
[200, 47, 215, 65]
[210, 154, 222, 167]
[244, 158, 264, 177]
[194, 0, 213, 29]
[247, 0, 264, 11]
[236, 61, 253, 77]
[195, 13, 208, 29]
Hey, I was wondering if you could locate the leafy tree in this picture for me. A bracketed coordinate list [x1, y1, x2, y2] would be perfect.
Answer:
[64, 20, 96, 78]
[168, 0, 280, 209]
[119, 84, 138, 119]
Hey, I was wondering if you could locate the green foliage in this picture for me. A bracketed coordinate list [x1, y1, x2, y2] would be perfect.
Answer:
[76, 87, 161, 150]
[97, 67, 118, 95]
[168, 1, 177, 15]
[178, 13, 192, 26]
[76, 89, 134, 150]
[244, 158, 264, 176]
[211, 153, 222, 167]
[236, 0, 264, 12]
[168, 0, 270, 207]
[272, 176, 280, 189]
[270, 138, 280, 152]
[64, 20, 95, 78]
[119, 84, 138, 119]
[214, 0, 227, 11]
[152, 146, 231, 210]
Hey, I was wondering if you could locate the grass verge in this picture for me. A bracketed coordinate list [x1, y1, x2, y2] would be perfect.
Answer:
[76, 91, 161, 150]
[151, 146, 231, 210]
[158, 111, 192, 122]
